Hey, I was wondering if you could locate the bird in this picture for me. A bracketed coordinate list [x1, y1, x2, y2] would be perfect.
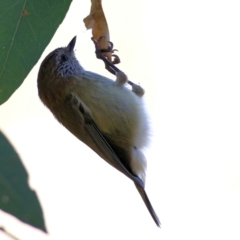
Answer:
[37, 36, 160, 227]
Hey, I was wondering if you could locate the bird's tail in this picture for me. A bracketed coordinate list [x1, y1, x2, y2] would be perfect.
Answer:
[134, 183, 161, 227]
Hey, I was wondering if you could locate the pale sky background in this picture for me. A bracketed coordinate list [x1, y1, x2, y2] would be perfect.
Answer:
[1, 0, 240, 239]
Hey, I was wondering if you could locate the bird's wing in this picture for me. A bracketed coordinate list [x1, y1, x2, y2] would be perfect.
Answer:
[64, 93, 161, 227]
[65, 93, 144, 188]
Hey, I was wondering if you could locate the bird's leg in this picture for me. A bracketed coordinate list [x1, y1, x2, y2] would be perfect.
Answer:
[91, 37, 145, 97]
[91, 37, 120, 75]
[96, 36, 120, 65]
[100, 49, 120, 66]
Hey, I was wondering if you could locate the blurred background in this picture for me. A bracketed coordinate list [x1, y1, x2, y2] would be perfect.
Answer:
[0, 0, 240, 239]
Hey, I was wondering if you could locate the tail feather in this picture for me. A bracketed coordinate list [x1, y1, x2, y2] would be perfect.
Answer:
[135, 183, 161, 227]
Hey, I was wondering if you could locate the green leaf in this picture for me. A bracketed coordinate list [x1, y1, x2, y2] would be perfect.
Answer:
[0, 0, 72, 105]
[0, 131, 47, 232]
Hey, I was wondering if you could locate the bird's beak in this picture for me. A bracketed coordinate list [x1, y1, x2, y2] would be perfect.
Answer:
[67, 36, 76, 53]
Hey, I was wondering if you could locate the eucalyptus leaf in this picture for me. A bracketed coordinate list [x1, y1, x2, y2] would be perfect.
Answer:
[0, 0, 72, 105]
[0, 131, 47, 232]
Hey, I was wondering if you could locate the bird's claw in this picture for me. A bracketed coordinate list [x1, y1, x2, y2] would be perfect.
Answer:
[91, 37, 121, 75]
[111, 54, 120, 65]
[91, 37, 120, 62]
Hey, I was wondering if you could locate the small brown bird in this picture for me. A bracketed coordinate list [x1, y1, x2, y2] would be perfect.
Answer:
[37, 36, 160, 227]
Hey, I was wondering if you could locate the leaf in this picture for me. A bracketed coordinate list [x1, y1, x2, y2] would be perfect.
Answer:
[0, 0, 72, 105]
[83, 0, 112, 61]
[0, 131, 47, 232]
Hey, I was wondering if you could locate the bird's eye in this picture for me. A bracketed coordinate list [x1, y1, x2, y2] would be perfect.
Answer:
[61, 54, 68, 62]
